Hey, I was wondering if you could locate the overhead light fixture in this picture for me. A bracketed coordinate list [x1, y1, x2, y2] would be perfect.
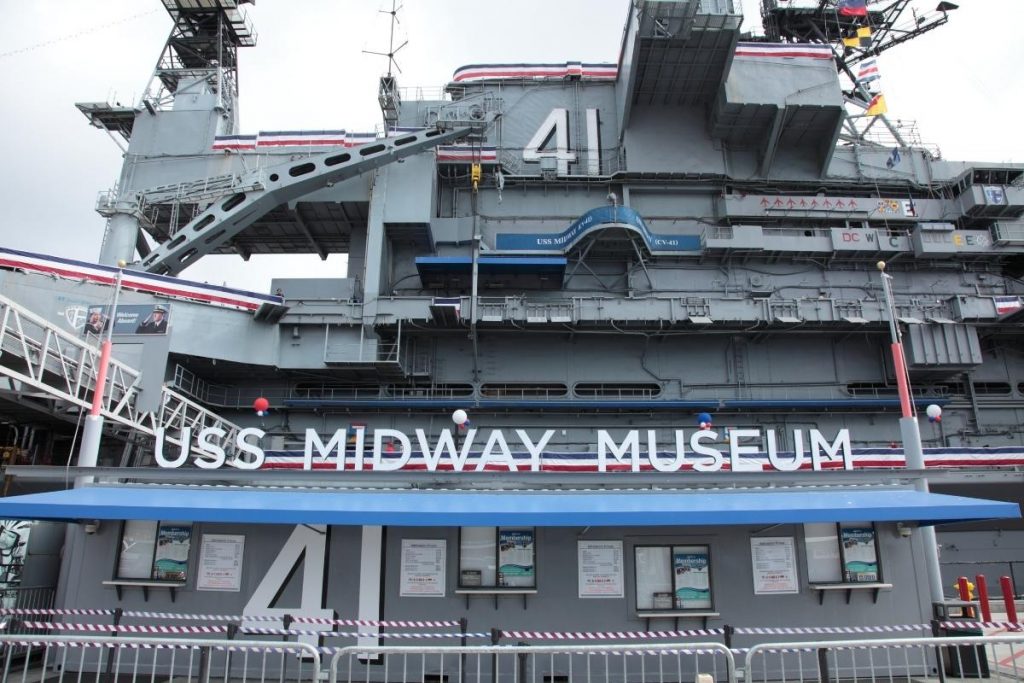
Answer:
[936, 2, 958, 11]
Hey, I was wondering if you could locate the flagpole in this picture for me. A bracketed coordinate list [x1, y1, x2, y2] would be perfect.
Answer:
[877, 261, 944, 606]
[76, 262, 126, 487]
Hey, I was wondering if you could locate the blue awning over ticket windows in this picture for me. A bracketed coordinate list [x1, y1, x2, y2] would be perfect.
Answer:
[0, 486, 1015, 527]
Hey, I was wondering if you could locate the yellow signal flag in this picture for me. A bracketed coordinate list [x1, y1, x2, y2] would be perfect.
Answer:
[866, 93, 887, 116]
[843, 26, 873, 49]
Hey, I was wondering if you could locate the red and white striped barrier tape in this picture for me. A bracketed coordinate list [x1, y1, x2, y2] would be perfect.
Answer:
[122, 611, 248, 621]
[0, 609, 114, 616]
[6, 640, 309, 653]
[291, 617, 462, 628]
[21, 622, 229, 634]
[239, 627, 485, 638]
[941, 620, 1024, 630]
[318, 645, 727, 656]
[735, 624, 929, 635]
[499, 629, 724, 640]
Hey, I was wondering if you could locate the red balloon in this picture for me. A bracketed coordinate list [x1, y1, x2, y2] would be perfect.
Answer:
[253, 397, 270, 413]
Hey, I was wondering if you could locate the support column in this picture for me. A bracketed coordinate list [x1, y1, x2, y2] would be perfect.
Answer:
[98, 213, 140, 266]
[357, 525, 384, 652]
[358, 169, 390, 358]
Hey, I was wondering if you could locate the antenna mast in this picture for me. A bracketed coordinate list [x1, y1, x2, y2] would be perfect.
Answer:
[363, 0, 408, 129]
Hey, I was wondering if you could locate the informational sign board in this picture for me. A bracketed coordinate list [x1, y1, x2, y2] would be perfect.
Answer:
[750, 537, 799, 595]
[578, 540, 624, 598]
[400, 539, 446, 597]
[197, 534, 245, 591]
[673, 546, 711, 609]
[153, 524, 192, 581]
[498, 529, 535, 587]
[841, 527, 879, 582]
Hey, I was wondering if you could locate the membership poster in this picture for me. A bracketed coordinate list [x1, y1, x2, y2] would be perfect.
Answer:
[673, 546, 711, 609]
[841, 527, 879, 582]
[750, 537, 799, 594]
[400, 539, 446, 597]
[197, 534, 245, 591]
[152, 524, 192, 581]
[578, 540, 624, 598]
[498, 529, 535, 587]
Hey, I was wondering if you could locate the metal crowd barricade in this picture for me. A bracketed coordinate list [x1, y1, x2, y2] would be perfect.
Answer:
[329, 642, 736, 683]
[0, 634, 320, 683]
[743, 634, 1024, 683]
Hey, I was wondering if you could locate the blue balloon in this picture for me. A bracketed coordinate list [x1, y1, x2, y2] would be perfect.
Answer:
[696, 412, 713, 425]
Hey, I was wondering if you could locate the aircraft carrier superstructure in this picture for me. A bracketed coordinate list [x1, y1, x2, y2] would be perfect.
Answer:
[0, 0, 1023, 635]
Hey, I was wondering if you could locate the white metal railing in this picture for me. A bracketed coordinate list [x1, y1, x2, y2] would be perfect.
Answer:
[330, 642, 737, 683]
[0, 634, 320, 683]
[0, 293, 243, 459]
[744, 634, 1024, 683]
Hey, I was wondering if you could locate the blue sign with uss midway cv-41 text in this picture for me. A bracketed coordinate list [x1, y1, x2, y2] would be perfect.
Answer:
[495, 206, 702, 254]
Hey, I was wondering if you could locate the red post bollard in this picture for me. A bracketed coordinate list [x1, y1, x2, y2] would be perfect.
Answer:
[976, 574, 991, 622]
[958, 576, 975, 617]
[1001, 576, 1018, 624]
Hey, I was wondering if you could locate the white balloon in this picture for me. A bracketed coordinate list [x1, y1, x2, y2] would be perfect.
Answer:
[452, 409, 468, 425]
[925, 404, 942, 419]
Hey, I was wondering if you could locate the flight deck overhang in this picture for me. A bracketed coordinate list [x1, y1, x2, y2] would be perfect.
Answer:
[712, 48, 843, 176]
[616, 0, 742, 130]
[416, 257, 568, 290]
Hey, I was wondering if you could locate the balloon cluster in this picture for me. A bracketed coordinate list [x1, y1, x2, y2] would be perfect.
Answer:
[697, 412, 713, 431]
[253, 397, 269, 417]
[452, 409, 471, 430]
[925, 404, 942, 424]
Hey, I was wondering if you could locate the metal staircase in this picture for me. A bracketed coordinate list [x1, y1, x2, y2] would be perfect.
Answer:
[0, 293, 244, 462]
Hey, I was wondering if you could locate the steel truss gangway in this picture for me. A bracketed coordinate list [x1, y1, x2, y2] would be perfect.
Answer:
[138, 125, 474, 276]
[0, 293, 244, 463]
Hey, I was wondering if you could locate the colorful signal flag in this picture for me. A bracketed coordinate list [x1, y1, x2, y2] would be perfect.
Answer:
[837, 0, 868, 17]
[866, 93, 887, 116]
[886, 147, 901, 169]
[857, 58, 880, 83]
[843, 26, 873, 49]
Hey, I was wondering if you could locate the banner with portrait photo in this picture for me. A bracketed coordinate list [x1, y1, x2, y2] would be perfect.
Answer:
[83, 304, 171, 336]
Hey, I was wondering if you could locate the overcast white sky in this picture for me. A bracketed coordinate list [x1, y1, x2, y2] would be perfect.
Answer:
[0, 0, 1021, 293]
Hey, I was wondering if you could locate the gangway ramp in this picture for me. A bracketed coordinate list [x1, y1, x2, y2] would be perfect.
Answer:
[0, 293, 243, 463]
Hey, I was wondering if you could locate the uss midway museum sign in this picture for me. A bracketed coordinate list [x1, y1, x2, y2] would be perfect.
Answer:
[152, 426, 855, 473]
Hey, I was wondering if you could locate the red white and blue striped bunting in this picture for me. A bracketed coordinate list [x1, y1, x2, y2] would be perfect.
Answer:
[212, 130, 379, 151]
[734, 42, 834, 60]
[995, 295, 1023, 315]
[437, 146, 498, 164]
[452, 62, 617, 83]
[0, 247, 282, 313]
[260, 446, 1024, 472]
